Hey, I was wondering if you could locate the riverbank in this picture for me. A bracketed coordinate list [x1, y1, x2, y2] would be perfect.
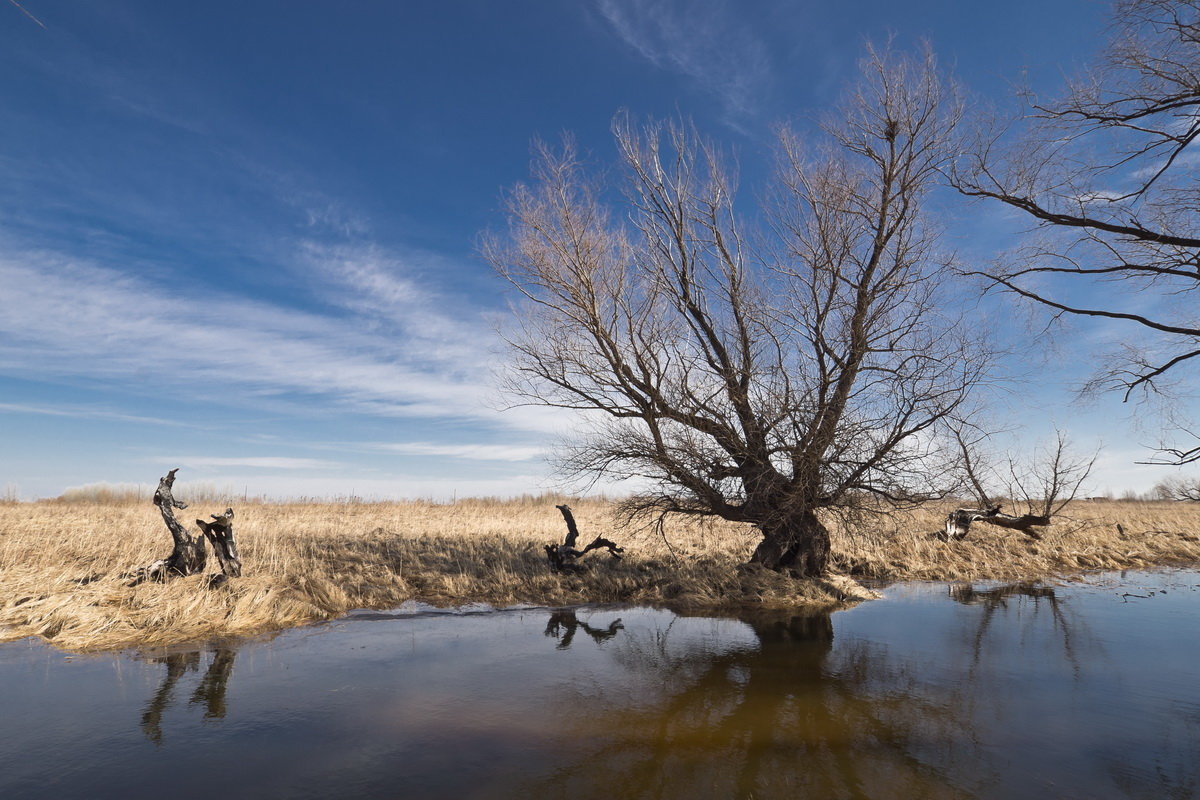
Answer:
[1, 498, 1197, 650]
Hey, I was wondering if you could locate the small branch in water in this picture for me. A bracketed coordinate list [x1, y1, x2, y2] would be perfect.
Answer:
[1119, 591, 1156, 602]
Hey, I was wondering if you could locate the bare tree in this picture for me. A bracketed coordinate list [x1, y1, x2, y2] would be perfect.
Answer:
[955, 0, 1200, 464]
[944, 430, 1096, 540]
[487, 47, 991, 576]
[1152, 476, 1200, 501]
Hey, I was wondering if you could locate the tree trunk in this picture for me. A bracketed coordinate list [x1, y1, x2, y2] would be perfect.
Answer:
[749, 510, 830, 577]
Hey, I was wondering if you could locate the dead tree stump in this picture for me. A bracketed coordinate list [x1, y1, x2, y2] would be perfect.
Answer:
[197, 509, 242, 579]
[544, 504, 624, 572]
[129, 469, 242, 585]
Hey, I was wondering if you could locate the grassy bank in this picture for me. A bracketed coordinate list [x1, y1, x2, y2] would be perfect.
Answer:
[1, 497, 1198, 651]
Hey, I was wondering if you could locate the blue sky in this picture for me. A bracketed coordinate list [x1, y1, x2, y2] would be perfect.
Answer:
[0, 0, 1183, 499]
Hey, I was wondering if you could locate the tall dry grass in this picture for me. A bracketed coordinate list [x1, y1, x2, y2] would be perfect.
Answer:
[829, 500, 1200, 580]
[0, 497, 1197, 651]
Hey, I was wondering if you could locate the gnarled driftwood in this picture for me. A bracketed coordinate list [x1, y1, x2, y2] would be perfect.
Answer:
[197, 508, 242, 579]
[129, 469, 241, 585]
[942, 505, 1050, 541]
[544, 504, 624, 572]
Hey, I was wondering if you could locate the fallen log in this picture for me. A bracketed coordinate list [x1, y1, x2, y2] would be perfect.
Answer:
[128, 469, 241, 585]
[544, 504, 625, 572]
[942, 504, 1049, 541]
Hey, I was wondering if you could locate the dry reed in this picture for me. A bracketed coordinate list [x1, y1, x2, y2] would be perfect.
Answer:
[1, 497, 1197, 651]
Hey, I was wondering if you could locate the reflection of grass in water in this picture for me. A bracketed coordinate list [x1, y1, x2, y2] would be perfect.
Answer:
[0, 498, 1197, 651]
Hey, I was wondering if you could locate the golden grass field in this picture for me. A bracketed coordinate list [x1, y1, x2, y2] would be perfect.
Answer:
[1, 496, 1198, 651]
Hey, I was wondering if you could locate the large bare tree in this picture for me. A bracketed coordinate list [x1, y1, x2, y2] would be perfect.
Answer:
[955, 0, 1200, 464]
[487, 48, 990, 575]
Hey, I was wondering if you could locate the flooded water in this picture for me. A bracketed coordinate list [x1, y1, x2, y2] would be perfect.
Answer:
[2, 570, 1199, 799]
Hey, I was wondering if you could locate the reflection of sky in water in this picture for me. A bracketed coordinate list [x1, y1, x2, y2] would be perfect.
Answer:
[1, 570, 1198, 799]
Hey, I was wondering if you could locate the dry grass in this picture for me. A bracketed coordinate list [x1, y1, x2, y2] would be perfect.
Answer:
[828, 500, 1200, 581]
[1, 497, 1197, 651]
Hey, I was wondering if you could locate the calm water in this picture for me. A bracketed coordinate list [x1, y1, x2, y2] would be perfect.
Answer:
[2, 570, 1199, 799]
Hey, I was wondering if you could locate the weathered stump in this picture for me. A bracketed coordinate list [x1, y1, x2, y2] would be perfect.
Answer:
[129, 469, 241, 585]
[544, 504, 624, 572]
[197, 509, 242, 579]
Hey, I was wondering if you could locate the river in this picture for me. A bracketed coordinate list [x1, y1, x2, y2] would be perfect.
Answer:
[2, 568, 1197, 799]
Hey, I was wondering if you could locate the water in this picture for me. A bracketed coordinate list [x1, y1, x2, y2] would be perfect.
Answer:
[2, 570, 1198, 799]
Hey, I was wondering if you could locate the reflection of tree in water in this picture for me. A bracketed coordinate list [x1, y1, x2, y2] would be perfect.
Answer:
[948, 582, 1199, 798]
[948, 581, 1055, 605]
[140, 646, 237, 745]
[528, 587, 1198, 799]
[948, 582, 1081, 674]
[536, 608, 984, 799]
[544, 610, 623, 650]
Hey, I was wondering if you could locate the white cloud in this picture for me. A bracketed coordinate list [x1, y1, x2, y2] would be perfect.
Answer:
[208, 472, 554, 501]
[0, 247, 561, 431]
[371, 442, 544, 462]
[593, 0, 771, 124]
[0, 402, 185, 427]
[151, 456, 341, 470]
[297, 241, 487, 367]
[1090, 447, 1180, 496]
[1129, 148, 1200, 180]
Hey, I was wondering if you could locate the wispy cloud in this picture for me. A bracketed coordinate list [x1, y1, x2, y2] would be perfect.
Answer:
[369, 442, 544, 462]
[593, 0, 771, 125]
[0, 245, 548, 430]
[0, 402, 187, 427]
[1090, 447, 1178, 495]
[5, 0, 46, 30]
[1071, 189, 1126, 205]
[151, 456, 341, 470]
[297, 241, 486, 367]
[1128, 147, 1200, 180]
